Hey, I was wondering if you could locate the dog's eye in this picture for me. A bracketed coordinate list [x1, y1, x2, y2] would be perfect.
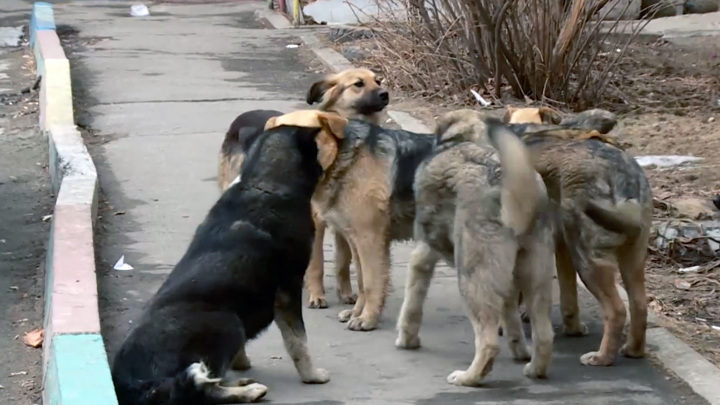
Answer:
[375, 78, 382, 85]
[354, 81, 364, 88]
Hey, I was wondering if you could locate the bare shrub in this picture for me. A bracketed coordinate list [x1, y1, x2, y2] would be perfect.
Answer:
[350, 0, 663, 111]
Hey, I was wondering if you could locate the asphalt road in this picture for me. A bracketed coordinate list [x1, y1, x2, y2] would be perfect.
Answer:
[55, 1, 708, 404]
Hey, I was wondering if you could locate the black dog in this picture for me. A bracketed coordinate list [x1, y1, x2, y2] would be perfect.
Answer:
[112, 115, 347, 405]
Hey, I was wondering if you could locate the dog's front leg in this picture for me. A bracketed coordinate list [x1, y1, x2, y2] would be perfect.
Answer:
[306, 210, 328, 309]
[274, 290, 330, 384]
[346, 231, 391, 332]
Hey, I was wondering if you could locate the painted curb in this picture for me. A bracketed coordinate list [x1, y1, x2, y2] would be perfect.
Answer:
[30, 3, 120, 405]
[259, 10, 720, 405]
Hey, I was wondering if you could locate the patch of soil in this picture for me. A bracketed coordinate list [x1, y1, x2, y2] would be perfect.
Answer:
[329, 30, 720, 367]
[0, 46, 52, 405]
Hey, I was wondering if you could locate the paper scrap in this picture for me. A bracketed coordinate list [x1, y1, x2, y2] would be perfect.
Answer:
[469, 89, 491, 107]
[678, 265, 701, 274]
[634, 155, 703, 168]
[130, 4, 150, 17]
[114, 255, 134, 271]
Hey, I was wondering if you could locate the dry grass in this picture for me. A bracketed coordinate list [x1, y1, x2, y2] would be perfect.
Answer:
[345, 0, 683, 110]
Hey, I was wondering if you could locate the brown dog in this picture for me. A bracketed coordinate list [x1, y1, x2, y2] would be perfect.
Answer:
[505, 107, 652, 367]
[263, 110, 436, 331]
[216, 69, 389, 309]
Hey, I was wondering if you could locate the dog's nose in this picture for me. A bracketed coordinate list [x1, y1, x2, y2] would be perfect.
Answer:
[379, 90, 389, 103]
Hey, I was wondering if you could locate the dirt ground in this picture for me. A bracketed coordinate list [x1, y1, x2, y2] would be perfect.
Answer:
[0, 45, 50, 404]
[327, 30, 720, 367]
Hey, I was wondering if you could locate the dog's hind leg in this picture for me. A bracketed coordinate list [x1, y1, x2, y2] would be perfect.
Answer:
[447, 286, 502, 387]
[516, 246, 554, 379]
[500, 286, 531, 362]
[396, 241, 439, 350]
[338, 236, 365, 323]
[306, 211, 328, 309]
[577, 255, 626, 366]
[617, 234, 649, 360]
[334, 232, 357, 305]
[275, 290, 330, 384]
[557, 240, 588, 337]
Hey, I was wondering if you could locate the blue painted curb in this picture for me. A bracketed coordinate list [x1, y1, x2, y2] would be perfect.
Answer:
[30, 2, 55, 48]
[44, 334, 119, 405]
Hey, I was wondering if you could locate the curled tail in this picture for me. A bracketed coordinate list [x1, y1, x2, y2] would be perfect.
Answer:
[584, 199, 644, 237]
[485, 118, 545, 236]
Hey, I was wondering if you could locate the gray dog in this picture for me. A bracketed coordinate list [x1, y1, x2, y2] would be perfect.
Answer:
[395, 110, 556, 386]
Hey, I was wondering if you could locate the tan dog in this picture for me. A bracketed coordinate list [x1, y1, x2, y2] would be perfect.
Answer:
[503, 106, 562, 125]
[263, 110, 436, 331]
[216, 69, 389, 309]
[396, 110, 556, 386]
[504, 107, 652, 367]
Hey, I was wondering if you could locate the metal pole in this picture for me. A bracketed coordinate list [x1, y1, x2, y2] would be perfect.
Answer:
[292, 0, 302, 27]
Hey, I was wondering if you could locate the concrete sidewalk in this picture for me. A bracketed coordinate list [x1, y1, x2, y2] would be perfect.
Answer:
[54, 1, 708, 404]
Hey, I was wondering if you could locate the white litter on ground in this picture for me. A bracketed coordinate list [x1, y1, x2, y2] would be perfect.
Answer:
[113, 255, 134, 271]
[634, 155, 703, 168]
[469, 89, 491, 107]
[130, 4, 150, 17]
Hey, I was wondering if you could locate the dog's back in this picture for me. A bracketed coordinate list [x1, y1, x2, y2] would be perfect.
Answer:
[113, 125, 326, 405]
[218, 109, 283, 190]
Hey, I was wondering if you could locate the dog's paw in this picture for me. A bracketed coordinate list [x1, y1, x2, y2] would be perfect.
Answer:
[509, 341, 532, 362]
[562, 322, 589, 337]
[523, 362, 548, 379]
[308, 295, 328, 309]
[232, 353, 252, 371]
[446, 370, 483, 387]
[232, 378, 257, 387]
[338, 292, 357, 305]
[346, 315, 378, 331]
[301, 368, 330, 384]
[243, 383, 268, 403]
[337, 309, 354, 323]
[580, 351, 615, 366]
[620, 344, 645, 359]
[395, 332, 421, 350]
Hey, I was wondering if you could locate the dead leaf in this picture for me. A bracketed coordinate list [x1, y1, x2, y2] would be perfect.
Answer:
[22, 328, 43, 348]
[674, 279, 692, 290]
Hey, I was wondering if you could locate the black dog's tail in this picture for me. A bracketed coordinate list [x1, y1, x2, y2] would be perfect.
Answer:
[119, 362, 219, 405]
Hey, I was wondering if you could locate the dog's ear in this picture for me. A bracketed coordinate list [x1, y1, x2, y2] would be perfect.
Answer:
[307, 79, 330, 105]
[314, 113, 348, 170]
[263, 116, 278, 130]
[502, 106, 517, 123]
[538, 107, 562, 125]
[317, 112, 347, 139]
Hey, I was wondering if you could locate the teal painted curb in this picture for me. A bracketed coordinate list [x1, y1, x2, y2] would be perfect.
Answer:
[32, 3, 121, 405]
[44, 335, 119, 405]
